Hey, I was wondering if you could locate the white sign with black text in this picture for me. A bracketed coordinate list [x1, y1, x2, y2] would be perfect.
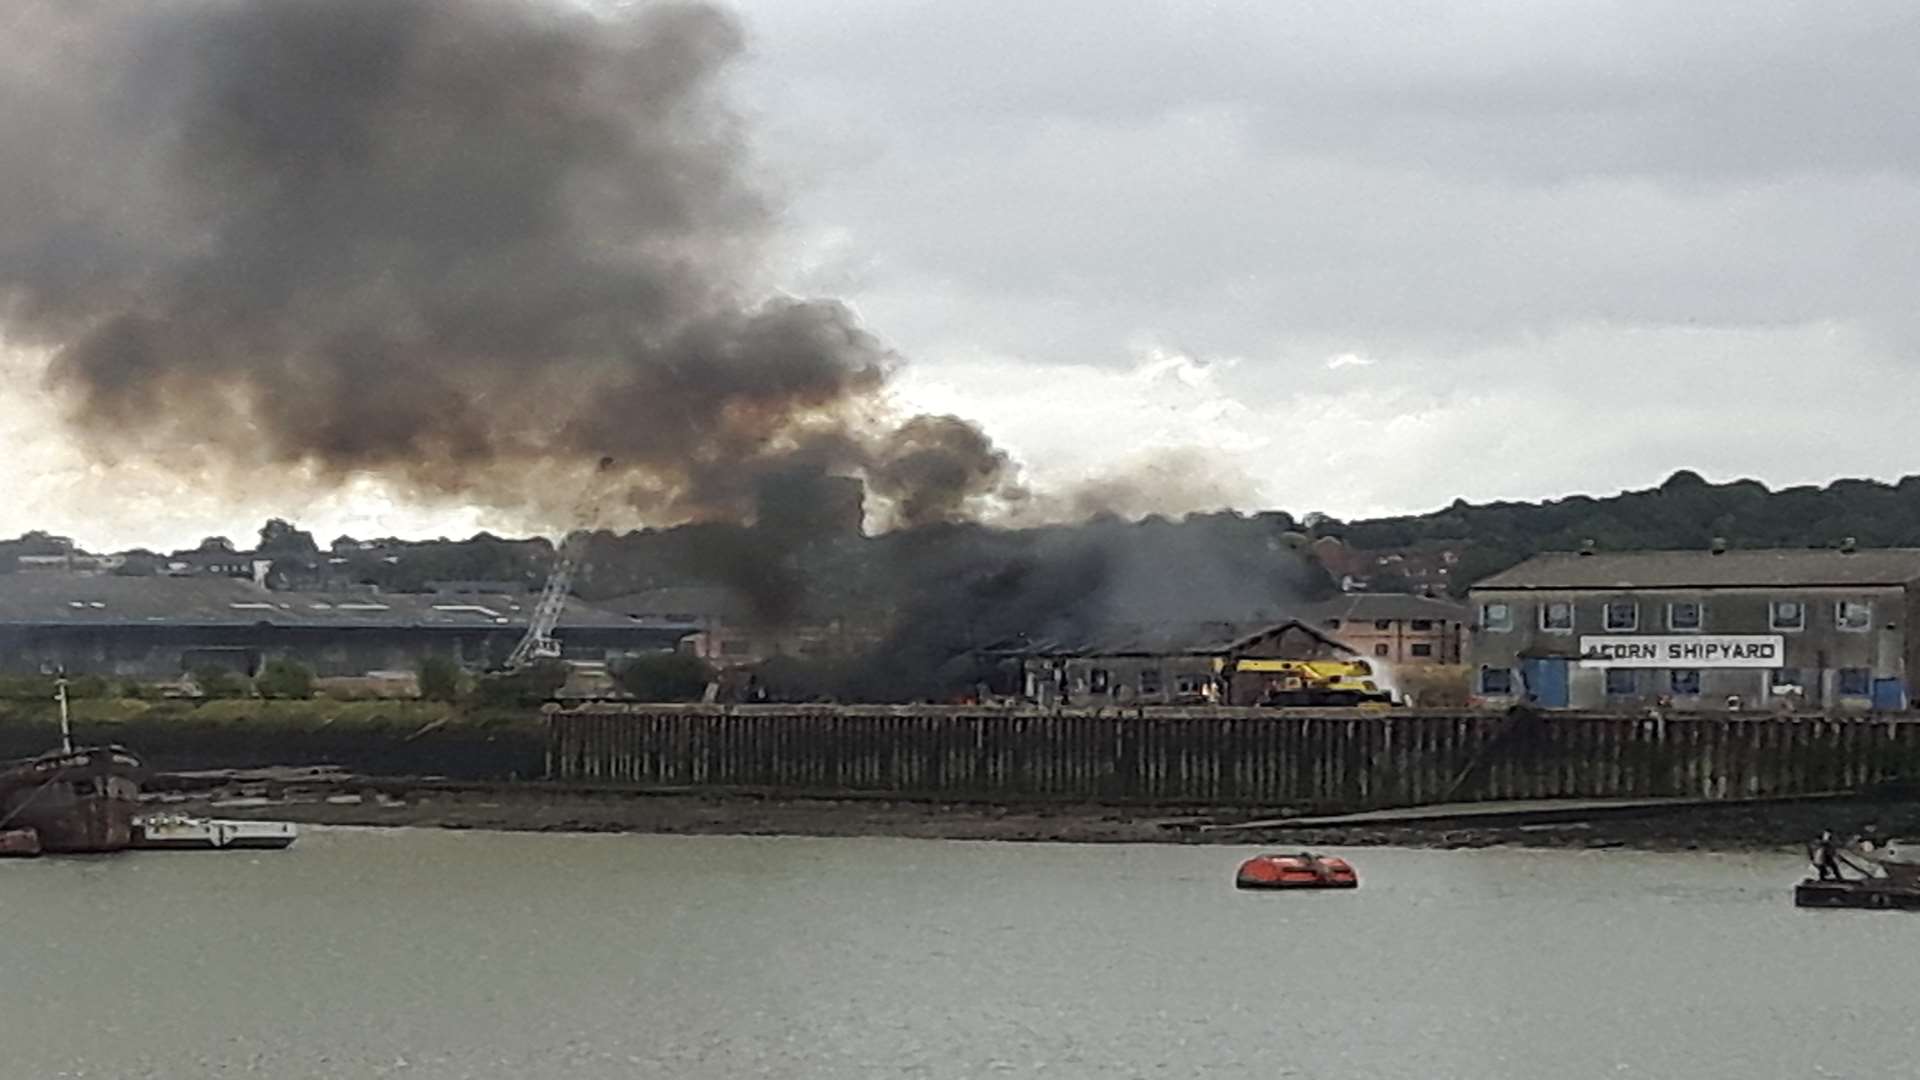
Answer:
[1577, 635, 1785, 669]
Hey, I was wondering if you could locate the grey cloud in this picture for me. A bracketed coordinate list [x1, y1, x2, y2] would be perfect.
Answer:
[737, 0, 1920, 364]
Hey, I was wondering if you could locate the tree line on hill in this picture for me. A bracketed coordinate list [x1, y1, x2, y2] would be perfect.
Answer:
[1309, 470, 1920, 594]
[11, 469, 1920, 608]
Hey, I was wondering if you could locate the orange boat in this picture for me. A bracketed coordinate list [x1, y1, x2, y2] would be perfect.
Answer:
[1235, 852, 1358, 890]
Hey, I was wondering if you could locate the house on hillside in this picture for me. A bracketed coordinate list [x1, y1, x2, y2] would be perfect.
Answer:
[1469, 545, 1920, 711]
[996, 620, 1359, 707]
[164, 549, 269, 582]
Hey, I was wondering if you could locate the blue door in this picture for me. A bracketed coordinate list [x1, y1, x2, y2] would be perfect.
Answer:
[1520, 658, 1571, 708]
[1872, 678, 1906, 711]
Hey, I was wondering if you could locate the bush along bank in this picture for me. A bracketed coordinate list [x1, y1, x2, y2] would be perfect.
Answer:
[0, 699, 547, 780]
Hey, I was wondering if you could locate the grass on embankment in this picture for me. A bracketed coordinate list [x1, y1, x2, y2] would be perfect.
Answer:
[0, 699, 549, 778]
[0, 697, 541, 734]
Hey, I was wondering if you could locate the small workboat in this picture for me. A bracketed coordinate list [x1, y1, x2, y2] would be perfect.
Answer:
[1796, 836, 1920, 910]
[1235, 851, 1358, 890]
[131, 816, 298, 851]
[1794, 879, 1920, 910]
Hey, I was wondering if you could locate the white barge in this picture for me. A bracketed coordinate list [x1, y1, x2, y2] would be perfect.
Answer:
[131, 816, 298, 851]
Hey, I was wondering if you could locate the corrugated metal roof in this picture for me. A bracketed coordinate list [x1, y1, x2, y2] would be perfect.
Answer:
[594, 585, 743, 619]
[0, 575, 637, 630]
[1472, 549, 1920, 590]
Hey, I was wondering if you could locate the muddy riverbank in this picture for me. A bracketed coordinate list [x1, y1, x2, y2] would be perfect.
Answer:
[142, 770, 1920, 850]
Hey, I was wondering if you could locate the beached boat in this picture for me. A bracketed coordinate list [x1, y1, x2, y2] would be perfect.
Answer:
[131, 816, 298, 851]
[0, 745, 144, 853]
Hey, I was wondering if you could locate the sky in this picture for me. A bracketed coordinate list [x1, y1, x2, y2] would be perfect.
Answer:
[6, 0, 1920, 551]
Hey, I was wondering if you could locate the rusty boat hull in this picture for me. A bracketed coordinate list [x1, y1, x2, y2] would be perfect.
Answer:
[0, 746, 143, 853]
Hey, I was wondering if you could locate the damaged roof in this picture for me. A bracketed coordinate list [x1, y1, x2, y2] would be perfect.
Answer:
[0, 574, 637, 630]
[985, 618, 1353, 658]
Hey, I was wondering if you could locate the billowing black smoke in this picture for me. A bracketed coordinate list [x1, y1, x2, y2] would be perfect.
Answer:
[0, 0, 1013, 528]
[734, 512, 1338, 702]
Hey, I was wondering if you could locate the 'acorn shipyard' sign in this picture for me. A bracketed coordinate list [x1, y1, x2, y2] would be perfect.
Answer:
[1578, 635, 1785, 669]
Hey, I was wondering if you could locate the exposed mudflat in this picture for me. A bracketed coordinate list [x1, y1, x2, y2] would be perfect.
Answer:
[141, 770, 1920, 851]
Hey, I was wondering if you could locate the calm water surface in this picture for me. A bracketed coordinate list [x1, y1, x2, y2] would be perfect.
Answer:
[1, 828, 1913, 1079]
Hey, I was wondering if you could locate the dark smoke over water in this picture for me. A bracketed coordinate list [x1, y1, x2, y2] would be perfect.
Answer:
[0, 0, 1015, 525]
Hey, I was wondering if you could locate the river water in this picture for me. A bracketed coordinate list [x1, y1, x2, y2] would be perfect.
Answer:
[2, 828, 1913, 1079]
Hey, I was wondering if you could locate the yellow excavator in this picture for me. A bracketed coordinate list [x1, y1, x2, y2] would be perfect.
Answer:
[1227, 657, 1396, 707]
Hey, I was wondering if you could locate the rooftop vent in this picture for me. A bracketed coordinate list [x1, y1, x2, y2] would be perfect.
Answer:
[1711, 537, 1727, 555]
[1579, 539, 1596, 556]
[1841, 536, 1858, 554]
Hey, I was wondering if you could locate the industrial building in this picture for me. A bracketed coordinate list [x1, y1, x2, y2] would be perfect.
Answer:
[1000, 619, 1359, 706]
[1468, 547, 1920, 710]
[1303, 593, 1469, 665]
[0, 575, 682, 680]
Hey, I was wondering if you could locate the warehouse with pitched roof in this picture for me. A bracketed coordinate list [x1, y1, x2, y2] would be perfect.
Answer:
[0, 574, 684, 679]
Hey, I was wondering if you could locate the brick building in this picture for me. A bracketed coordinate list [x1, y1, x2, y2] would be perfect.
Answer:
[1468, 546, 1920, 711]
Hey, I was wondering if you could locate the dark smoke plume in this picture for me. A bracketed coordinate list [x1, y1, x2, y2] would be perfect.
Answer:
[0, 0, 1011, 527]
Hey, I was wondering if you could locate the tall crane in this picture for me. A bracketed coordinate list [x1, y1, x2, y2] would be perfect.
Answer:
[503, 531, 584, 669]
[503, 456, 615, 671]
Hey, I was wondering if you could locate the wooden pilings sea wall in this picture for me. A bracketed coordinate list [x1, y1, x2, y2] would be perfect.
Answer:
[546, 706, 1920, 809]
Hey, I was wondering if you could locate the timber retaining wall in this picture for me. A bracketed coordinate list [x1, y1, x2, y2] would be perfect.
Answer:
[547, 706, 1920, 809]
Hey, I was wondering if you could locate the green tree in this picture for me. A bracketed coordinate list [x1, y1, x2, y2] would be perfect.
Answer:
[255, 658, 315, 699]
[470, 659, 570, 707]
[417, 655, 464, 702]
[257, 518, 319, 556]
[192, 666, 252, 699]
[613, 653, 714, 702]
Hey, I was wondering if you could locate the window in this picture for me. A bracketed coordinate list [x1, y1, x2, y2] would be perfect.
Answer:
[1480, 603, 1513, 632]
[1671, 669, 1701, 695]
[1410, 643, 1434, 658]
[1138, 669, 1163, 695]
[1836, 601, 1872, 632]
[720, 639, 751, 657]
[1540, 600, 1574, 631]
[1668, 601, 1702, 631]
[1771, 667, 1802, 689]
[1374, 619, 1393, 630]
[1770, 600, 1805, 631]
[1089, 668, 1111, 694]
[1605, 669, 1637, 696]
[1603, 601, 1638, 632]
[1324, 619, 1341, 629]
[1174, 674, 1207, 695]
[1480, 667, 1513, 695]
[1410, 619, 1433, 631]
[1373, 643, 1390, 657]
[1839, 668, 1871, 696]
